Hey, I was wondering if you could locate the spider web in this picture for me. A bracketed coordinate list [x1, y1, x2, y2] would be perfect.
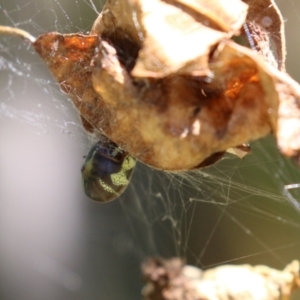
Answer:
[0, 0, 300, 299]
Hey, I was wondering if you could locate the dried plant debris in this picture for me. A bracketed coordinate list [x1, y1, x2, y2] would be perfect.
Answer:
[2, 0, 300, 171]
[142, 257, 300, 300]
[242, 0, 286, 70]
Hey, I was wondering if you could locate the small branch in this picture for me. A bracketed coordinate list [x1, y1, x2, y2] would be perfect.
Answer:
[0, 26, 36, 43]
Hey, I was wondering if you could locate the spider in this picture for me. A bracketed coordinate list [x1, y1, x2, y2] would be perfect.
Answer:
[81, 139, 136, 202]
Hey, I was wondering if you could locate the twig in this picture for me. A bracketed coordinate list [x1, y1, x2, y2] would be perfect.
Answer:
[0, 26, 36, 43]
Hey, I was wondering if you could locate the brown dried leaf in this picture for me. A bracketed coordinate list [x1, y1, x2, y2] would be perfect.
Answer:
[91, 0, 248, 78]
[32, 33, 112, 135]
[175, 0, 248, 32]
[242, 0, 286, 70]
[275, 74, 300, 162]
[127, 0, 247, 77]
[91, 38, 279, 170]
[28, 0, 300, 170]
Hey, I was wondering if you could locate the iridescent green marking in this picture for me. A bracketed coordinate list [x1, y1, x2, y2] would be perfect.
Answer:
[111, 156, 136, 186]
[98, 178, 119, 195]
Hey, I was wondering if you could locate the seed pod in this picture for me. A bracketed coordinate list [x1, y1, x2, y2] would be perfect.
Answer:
[81, 140, 136, 202]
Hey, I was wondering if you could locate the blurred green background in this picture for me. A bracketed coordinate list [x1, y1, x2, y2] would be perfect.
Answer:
[0, 0, 300, 299]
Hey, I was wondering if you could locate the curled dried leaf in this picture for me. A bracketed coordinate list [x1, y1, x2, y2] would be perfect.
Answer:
[91, 38, 279, 170]
[242, 0, 286, 70]
[3, 0, 300, 171]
